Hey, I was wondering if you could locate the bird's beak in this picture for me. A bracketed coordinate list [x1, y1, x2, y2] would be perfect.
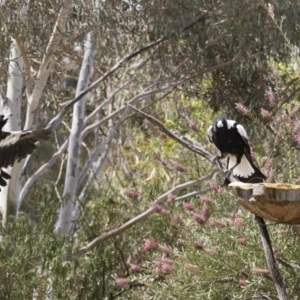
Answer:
[3, 113, 13, 121]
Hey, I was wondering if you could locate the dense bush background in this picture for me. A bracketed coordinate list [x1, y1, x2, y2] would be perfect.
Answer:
[0, 0, 299, 299]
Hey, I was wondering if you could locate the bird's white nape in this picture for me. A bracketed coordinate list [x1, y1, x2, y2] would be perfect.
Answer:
[228, 154, 254, 178]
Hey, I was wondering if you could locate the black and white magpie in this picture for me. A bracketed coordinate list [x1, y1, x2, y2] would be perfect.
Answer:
[0, 113, 52, 188]
[207, 117, 266, 184]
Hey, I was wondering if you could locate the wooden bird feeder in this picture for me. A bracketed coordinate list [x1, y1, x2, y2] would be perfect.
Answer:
[229, 182, 300, 224]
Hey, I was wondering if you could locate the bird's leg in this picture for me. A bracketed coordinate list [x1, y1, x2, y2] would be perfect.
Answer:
[212, 153, 230, 175]
[212, 152, 226, 163]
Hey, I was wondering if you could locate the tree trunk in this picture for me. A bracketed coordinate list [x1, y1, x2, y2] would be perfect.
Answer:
[55, 33, 96, 235]
[0, 38, 23, 225]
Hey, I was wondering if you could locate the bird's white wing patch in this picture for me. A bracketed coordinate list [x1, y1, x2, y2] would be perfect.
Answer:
[226, 119, 236, 129]
[228, 154, 254, 178]
[207, 125, 213, 142]
[236, 124, 248, 140]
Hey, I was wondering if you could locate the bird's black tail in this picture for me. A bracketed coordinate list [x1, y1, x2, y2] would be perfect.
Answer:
[237, 163, 266, 183]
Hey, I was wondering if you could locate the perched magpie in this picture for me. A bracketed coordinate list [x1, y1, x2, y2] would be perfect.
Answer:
[0, 113, 52, 188]
[207, 117, 266, 184]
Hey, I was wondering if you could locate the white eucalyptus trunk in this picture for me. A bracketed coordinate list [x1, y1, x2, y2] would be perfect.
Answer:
[55, 33, 96, 235]
[0, 38, 23, 224]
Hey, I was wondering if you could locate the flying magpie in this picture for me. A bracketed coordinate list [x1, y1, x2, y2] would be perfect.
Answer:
[0, 113, 52, 188]
[207, 117, 266, 184]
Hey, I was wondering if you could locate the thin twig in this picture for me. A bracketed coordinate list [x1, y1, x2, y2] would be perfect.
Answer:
[19, 139, 69, 206]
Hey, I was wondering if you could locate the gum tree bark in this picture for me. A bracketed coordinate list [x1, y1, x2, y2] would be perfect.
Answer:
[0, 38, 23, 224]
[55, 33, 96, 235]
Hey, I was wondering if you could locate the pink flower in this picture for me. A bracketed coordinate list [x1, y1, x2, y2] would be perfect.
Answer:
[235, 102, 249, 115]
[193, 204, 210, 226]
[171, 215, 184, 227]
[275, 115, 284, 123]
[289, 119, 300, 134]
[115, 277, 130, 289]
[194, 241, 204, 250]
[210, 182, 223, 194]
[209, 218, 227, 228]
[234, 216, 246, 231]
[267, 168, 276, 183]
[236, 237, 247, 245]
[260, 108, 272, 119]
[142, 238, 156, 252]
[205, 247, 218, 256]
[123, 189, 139, 199]
[158, 244, 173, 256]
[189, 121, 199, 132]
[171, 162, 186, 172]
[201, 203, 210, 221]
[252, 268, 269, 277]
[194, 213, 206, 226]
[130, 263, 141, 273]
[153, 204, 167, 214]
[178, 238, 187, 245]
[167, 193, 176, 203]
[185, 263, 199, 271]
[267, 3, 275, 18]
[198, 195, 212, 202]
[294, 134, 300, 148]
[266, 90, 277, 105]
[183, 202, 195, 212]
[153, 260, 172, 275]
[238, 277, 248, 287]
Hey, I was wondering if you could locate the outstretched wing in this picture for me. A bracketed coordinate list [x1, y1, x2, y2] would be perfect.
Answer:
[0, 129, 52, 169]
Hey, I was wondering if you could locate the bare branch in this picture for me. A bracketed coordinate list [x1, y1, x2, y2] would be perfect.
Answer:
[277, 258, 300, 271]
[80, 53, 239, 140]
[45, 13, 211, 131]
[72, 170, 215, 258]
[53, 152, 68, 202]
[81, 74, 200, 138]
[18, 140, 69, 207]
[84, 78, 135, 124]
[174, 186, 215, 201]
[78, 116, 127, 187]
[70, 113, 130, 235]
